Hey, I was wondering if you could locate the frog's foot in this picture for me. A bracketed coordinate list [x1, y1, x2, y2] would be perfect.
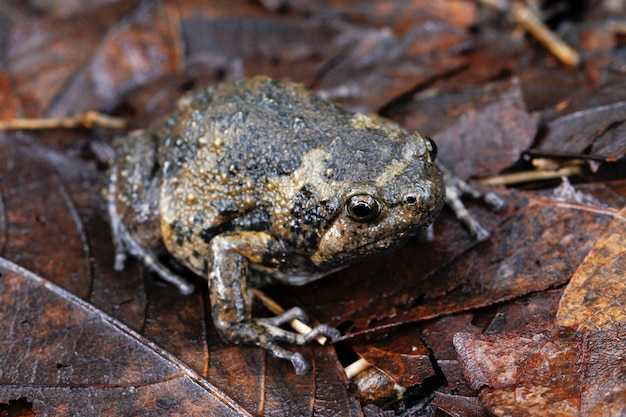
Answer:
[225, 319, 341, 375]
[260, 312, 341, 343]
[139, 254, 196, 295]
[113, 251, 128, 272]
[259, 307, 341, 343]
[112, 224, 195, 295]
[440, 163, 505, 241]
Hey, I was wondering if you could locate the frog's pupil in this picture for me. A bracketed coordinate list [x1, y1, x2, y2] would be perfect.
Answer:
[352, 203, 371, 218]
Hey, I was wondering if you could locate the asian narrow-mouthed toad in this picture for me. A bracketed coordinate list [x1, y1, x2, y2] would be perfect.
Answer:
[106, 76, 446, 374]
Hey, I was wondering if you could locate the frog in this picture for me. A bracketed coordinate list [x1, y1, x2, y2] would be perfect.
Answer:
[106, 76, 461, 374]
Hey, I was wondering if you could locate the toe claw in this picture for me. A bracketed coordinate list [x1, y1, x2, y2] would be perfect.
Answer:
[290, 353, 310, 375]
[114, 252, 126, 271]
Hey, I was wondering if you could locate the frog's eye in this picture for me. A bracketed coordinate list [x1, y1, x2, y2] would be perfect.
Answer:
[424, 136, 437, 162]
[345, 194, 380, 223]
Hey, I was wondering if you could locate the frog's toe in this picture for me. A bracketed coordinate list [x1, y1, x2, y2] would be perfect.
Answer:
[151, 268, 195, 294]
[291, 353, 311, 375]
[484, 190, 506, 211]
[282, 351, 311, 375]
[303, 324, 341, 342]
[260, 307, 309, 327]
[257, 318, 341, 344]
[113, 251, 127, 271]
[268, 347, 310, 375]
[469, 221, 491, 242]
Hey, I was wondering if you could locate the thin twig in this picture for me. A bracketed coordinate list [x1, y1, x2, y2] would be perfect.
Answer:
[344, 357, 372, 379]
[475, 0, 581, 67]
[480, 164, 584, 185]
[511, 2, 581, 66]
[0, 111, 126, 130]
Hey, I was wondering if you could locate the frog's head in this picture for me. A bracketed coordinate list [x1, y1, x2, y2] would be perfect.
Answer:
[310, 134, 445, 270]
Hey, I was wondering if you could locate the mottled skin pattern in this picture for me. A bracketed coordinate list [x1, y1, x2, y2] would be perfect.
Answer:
[107, 76, 445, 374]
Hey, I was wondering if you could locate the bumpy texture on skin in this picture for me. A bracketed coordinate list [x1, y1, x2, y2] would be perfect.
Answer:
[107, 76, 445, 373]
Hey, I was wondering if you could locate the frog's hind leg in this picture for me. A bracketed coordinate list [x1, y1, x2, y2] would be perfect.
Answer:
[106, 166, 195, 295]
[116, 225, 195, 295]
[106, 165, 129, 271]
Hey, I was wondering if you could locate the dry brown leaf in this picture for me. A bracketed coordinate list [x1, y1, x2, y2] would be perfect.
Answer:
[1, 1, 626, 415]
[556, 207, 626, 330]
[537, 78, 626, 161]
[434, 81, 539, 179]
[0, 257, 250, 417]
[454, 324, 626, 417]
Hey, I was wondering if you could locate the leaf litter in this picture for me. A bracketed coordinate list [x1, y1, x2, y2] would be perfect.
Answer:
[1, 0, 626, 415]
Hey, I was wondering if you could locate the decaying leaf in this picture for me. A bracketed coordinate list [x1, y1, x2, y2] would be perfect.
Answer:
[433, 81, 539, 179]
[1, 1, 626, 415]
[454, 324, 626, 417]
[537, 78, 626, 161]
[0, 257, 250, 417]
[557, 207, 626, 331]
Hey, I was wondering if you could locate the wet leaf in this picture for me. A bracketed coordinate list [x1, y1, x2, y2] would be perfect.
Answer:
[5, 1, 143, 116]
[318, 21, 470, 113]
[556, 207, 626, 331]
[1, 1, 626, 415]
[454, 324, 626, 417]
[433, 80, 539, 179]
[0, 257, 250, 417]
[536, 78, 626, 161]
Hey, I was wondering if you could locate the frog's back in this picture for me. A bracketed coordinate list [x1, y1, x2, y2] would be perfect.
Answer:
[157, 76, 413, 199]
[157, 77, 356, 181]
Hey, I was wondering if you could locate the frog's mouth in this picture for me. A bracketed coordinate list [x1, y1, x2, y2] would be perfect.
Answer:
[311, 225, 417, 270]
[351, 231, 414, 258]
[266, 265, 347, 286]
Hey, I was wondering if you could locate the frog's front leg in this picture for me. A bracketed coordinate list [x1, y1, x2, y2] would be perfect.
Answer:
[437, 162, 505, 241]
[208, 232, 340, 375]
